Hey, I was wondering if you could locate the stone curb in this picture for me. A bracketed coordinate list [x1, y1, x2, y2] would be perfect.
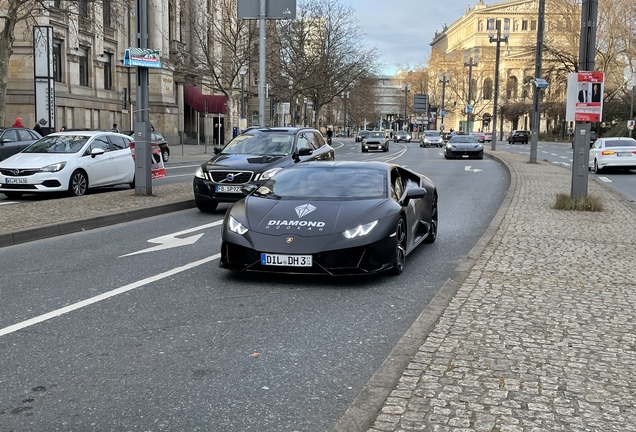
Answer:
[332, 152, 516, 432]
[0, 200, 195, 248]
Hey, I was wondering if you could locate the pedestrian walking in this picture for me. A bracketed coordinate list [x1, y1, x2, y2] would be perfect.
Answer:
[12, 117, 24, 127]
[33, 123, 45, 136]
[111, 123, 119, 133]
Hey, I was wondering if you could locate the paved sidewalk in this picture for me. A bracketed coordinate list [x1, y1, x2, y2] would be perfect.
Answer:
[337, 150, 636, 431]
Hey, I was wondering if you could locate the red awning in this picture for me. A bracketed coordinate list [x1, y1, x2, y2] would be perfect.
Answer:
[184, 85, 227, 114]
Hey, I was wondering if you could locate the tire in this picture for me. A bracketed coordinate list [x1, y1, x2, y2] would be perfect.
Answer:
[361, 147, 367, 153]
[524, 141, 528, 144]
[129, 176, 135, 189]
[196, 200, 218, 213]
[162, 149, 170, 163]
[68, 170, 88, 196]
[593, 159, 603, 174]
[389, 217, 407, 275]
[3, 192, 23, 199]
[424, 193, 438, 244]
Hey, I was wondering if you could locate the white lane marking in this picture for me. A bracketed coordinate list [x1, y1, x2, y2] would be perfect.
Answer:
[0, 201, 18, 206]
[0, 254, 221, 338]
[120, 220, 223, 257]
[465, 166, 482, 173]
[598, 176, 612, 183]
[559, 156, 568, 159]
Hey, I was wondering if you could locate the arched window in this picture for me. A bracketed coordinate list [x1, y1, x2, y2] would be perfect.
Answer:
[483, 78, 493, 100]
[506, 76, 518, 99]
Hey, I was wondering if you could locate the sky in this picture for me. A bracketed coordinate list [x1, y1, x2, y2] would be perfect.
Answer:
[340, 0, 473, 76]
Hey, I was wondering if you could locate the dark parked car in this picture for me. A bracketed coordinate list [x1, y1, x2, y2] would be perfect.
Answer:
[361, 131, 389, 152]
[193, 127, 335, 212]
[444, 135, 484, 159]
[219, 161, 437, 276]
[508, 130, 529, 144]
[0, 127, 42, 161]
[123, 130, 170, 162]
[355, 130, 369, 142]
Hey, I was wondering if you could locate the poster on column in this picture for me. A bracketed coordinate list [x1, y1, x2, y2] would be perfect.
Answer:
[565, 71, 604, 122]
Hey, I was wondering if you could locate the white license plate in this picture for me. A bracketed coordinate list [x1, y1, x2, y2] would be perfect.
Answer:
[261, 253, 313, 267]
[5, 178, 27, 184]
[617, 152, 633, 157]
[216, 185, 243, 193]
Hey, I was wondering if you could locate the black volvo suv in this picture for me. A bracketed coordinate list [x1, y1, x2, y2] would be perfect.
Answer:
[193, 127, 334, 212]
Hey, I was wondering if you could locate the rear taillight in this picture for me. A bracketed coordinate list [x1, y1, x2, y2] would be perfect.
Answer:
[601, 151, 615, 155]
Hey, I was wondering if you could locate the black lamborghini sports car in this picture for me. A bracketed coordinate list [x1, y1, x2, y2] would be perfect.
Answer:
[219, 161, 438, 276]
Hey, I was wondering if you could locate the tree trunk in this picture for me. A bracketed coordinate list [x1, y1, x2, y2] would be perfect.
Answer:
[224, 96, 236, 144]
[0, 16, 17, 127]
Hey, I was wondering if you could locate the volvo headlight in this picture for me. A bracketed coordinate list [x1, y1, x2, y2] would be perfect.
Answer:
[342, 220, 378, 239]
[256, 167, 282, 181]
[228, 216, 248, 235]
[195, 166, 206, 179]
[38, 162, 66, 173]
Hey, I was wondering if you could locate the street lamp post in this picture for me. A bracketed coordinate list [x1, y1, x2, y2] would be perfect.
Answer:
[463, 49, 479, 133]
[403, 83, 411, 131]
[438, 70, 450, 131]
[287, 79, 293, 127]
[630, 72, 635, 138]
[488, 18, 509, 150]
[239, 66, 247, 122]
[341, 92, 349, 136]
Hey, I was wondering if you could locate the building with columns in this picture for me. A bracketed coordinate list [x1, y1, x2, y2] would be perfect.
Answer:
[3, 0, 264, 145]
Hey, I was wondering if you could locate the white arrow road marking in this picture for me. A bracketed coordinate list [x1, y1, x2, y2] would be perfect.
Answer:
[465, 166, 482, 173]
[120, 220, 223, 257]
[598, 176, 612, 183]
[0, 253, 221, 338]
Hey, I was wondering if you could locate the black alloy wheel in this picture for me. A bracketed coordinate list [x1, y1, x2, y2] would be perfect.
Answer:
[424, 194, 438, 244]
[389, 217, 407, 275]
[68, 170, 88, 196]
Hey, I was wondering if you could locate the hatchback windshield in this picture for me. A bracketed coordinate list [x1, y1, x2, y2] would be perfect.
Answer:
[23, 135, 89, 153]
[425, 132, 441, 137]
[368, 132, 384, 138]
[222, 133, 294, 155]
[254, 167, 387, 200]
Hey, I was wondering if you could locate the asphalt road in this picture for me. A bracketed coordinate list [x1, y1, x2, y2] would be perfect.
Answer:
[497, 140, 636, 202]
[0, 139, 509, 431]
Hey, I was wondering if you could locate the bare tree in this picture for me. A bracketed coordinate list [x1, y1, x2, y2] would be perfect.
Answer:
[273, 0, 381, 128]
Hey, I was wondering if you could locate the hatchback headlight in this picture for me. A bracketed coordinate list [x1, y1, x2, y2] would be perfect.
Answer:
[195, 166, 206, 179]
[256, 167, 282, 181]
[38, 162, 66, 173]
[228, 216, 248, 235]
[342, 220, 378, 239]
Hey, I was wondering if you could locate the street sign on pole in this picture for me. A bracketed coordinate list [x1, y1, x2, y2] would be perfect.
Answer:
[413, 94, 429, 112]
[237, 0, 296, 19]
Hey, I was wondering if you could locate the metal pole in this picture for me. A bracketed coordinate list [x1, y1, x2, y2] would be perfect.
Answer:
[440, 76, 446, 130]
[491, 38, 500, 150]
[403, 86, 407, 130]
[467, 60, 473, 132]
[343, 94, 347, 136]
[630, 73, 634, 138]
[240, 75, 245, 120]
[258, 0, 266, 127]
[530, 0, 546, 163]
[204, 98, 208, 154]
[571, 0, 598, 198]
[134, 0, 151, 196]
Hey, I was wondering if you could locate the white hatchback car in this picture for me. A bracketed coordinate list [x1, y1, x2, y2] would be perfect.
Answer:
[589, 137, 636, 173]
[0, 131, 135, 198]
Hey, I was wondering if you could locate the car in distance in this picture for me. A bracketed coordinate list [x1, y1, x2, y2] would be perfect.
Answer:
[394, 130, 411, 143]
[472, 132, 486, 143]
[508, 130, 529, 144]
[0, 131, 135, 198]
[444, 134, 484, 159]
[193, 127, 334, 213]
[355, 130, 369, 142]
[484, 132, 493, 143]
[361, 130, 389, 152]
[124, 130, 170, 162]
[0, 127, 42, 161]
[589, 137, 636, 173]
[219, 161, 438, 276]
[420, 130, 444, 147]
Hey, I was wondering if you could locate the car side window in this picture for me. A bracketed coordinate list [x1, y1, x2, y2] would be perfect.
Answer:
[2, 130, 18, 142]
[296, 134, 312, 151]
[90, 136, 111, 153]
[29, 131, 40, 140]
[391, 169, 404, 201]
[108, 135, 128, 150]
[311, 132, 326, 148]
[18, 130, 33, 141]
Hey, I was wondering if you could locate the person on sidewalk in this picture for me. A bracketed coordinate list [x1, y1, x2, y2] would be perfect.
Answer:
[111, 123, 119, 133]
[12, 117, 24, 128]
[33, 123, 45, 136]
